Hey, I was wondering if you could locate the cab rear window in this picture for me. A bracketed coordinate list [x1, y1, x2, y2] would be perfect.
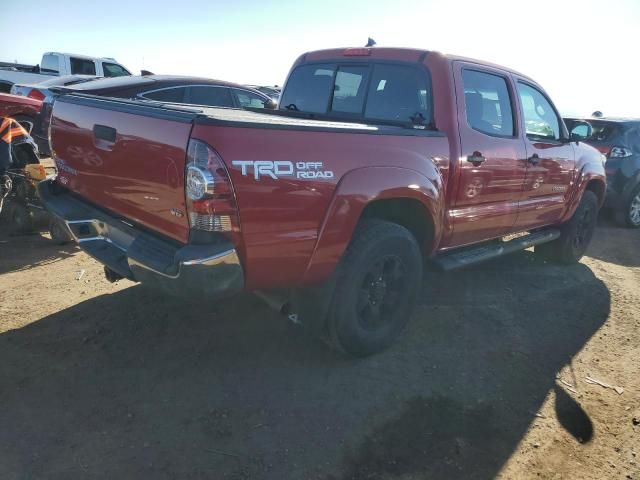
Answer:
[280, 62, 432, 126]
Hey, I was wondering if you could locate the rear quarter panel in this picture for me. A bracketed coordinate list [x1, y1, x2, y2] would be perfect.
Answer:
[191, 123, 449, 289]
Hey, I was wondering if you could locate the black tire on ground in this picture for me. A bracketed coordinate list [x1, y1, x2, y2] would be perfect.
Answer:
[614, 184, 640, 229]
[535, 190, 599, 264]
[325, 219, 423, 357]
[8, 202, 35, 234]
[49, 217, 74, 244]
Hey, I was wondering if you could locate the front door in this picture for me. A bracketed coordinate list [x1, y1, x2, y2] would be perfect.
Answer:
[513, 80, 575, 230]
[449, 62, 527, 248]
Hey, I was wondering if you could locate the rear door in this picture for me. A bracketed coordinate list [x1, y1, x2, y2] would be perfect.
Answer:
[512, 79, 575, 230]
[450, 62, 527, 247]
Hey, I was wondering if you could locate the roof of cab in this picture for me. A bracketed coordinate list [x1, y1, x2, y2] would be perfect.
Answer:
[43, 52, 120, 62]
[300, 47, 536, 83]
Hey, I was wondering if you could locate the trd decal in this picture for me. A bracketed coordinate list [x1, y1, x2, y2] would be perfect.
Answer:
[232, 160, 334, 180]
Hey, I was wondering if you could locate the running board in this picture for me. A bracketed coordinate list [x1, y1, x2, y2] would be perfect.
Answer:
[432, 229, 561, 271]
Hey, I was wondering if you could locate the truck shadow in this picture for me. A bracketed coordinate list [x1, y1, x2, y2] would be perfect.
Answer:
[0, 252, 610, 480]
[585, 216, 640, 267]
[0, 231, 77, 275]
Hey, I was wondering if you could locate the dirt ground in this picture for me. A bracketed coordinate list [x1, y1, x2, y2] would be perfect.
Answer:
[0, 216, 638, 480]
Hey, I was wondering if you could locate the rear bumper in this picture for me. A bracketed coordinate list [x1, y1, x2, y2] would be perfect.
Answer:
[38, 180, 244, 299]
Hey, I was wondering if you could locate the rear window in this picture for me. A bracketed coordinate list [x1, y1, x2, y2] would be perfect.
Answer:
[70, 57, 96, 76]
[280, 62, 431, 125]
[40, 55, 59, 74]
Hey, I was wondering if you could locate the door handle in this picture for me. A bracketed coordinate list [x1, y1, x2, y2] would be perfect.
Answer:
[527, 153, 541, 165]
[467, 152, 486, 166]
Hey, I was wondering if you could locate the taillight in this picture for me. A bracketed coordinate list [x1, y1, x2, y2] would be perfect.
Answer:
[609, 146, 632, 158]
[27, 89, 46, 101]
[185, 139, 238, 234]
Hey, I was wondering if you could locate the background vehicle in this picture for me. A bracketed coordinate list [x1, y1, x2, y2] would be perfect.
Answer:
[245, 84, 281, 101]
[40, 47, 606, 356]
[0, 52, 130, 93]
[10, 74, 99, 100]
[36, 75, 276, 156]
[0, 93, 42, 133]
[565, 117, 640, 227]
[0, 117, 64, 238]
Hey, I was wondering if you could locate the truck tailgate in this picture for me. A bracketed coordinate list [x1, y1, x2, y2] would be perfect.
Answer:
[50, 95, 195, 243]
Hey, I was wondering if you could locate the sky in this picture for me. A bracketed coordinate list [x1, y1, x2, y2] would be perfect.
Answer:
[1, 0, 639, 117]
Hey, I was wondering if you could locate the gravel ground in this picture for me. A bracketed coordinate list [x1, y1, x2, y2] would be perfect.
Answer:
[0, 216, 638, 480]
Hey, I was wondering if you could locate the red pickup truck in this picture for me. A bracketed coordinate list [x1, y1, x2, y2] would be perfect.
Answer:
[39, 47, 606, 356]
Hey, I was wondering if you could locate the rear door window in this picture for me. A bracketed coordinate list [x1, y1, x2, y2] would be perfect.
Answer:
[462, 69, 514, 136]
[140, 87, 186, 103]
[185, 86, 234, 107]
[70, 57, 96, 76]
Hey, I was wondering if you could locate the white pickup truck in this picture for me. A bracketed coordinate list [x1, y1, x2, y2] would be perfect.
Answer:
[0, 52, 131, 93]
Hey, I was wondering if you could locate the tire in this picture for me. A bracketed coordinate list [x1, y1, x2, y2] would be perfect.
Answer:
[535, 190, 599, 264]
[49, 217, 74, 245]
[615, 184, 640, 228]
[326, 219, 423, 357]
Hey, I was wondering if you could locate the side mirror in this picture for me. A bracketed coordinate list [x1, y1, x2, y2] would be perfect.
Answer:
[264, 99, 277, 110]
[570, 121, 592, 141]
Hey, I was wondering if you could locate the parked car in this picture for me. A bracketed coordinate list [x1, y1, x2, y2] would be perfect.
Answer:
[245, 84, 281, 101]
[0, 52, 130, 93]
[564, 117, 640, 227]
[10, 74, 98, 100]
[35, 75, 276, 156]
[0, 93, 42, 133]
[39, 46, 606, 356]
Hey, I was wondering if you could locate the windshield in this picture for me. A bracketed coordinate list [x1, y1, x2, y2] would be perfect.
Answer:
[280, 62, 432, 126]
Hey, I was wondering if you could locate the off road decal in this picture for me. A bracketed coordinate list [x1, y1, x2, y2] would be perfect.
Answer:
[232, 160, 334, 180]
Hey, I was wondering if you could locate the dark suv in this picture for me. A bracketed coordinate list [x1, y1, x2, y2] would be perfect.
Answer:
[565, 117, 640, 227]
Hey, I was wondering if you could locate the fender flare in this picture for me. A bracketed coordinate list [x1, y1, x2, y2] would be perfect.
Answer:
[302, 165, 444, 284]
[562, 160, 606, 223]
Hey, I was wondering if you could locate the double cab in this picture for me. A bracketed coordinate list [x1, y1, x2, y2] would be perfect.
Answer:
[39, 46, 606, 356]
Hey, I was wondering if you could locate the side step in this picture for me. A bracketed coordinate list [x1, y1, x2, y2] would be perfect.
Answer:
[432, 229, 560, 272]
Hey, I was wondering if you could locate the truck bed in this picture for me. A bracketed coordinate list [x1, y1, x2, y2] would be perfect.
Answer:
[60, 93, 441, 137]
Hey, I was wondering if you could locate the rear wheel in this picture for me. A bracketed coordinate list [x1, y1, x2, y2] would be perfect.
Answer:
[326, 220, 422, 357]
[535, 190, 598, 264]
[615, 185, 640, 228]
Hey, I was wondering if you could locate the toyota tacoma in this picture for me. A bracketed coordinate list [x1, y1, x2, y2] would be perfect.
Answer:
[39, 47, 606, 356]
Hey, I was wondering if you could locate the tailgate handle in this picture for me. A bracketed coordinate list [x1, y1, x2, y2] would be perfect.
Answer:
[93, 124, 117, 146]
